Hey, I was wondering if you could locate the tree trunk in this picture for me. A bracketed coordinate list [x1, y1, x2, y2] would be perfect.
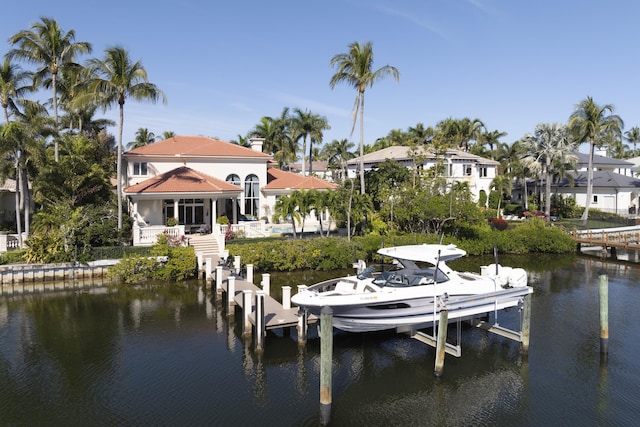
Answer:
[359, 92, 365, 195]
[117, 103, 124, 230]
[581, 140, 595, 225]
[14, 161, 22, 247]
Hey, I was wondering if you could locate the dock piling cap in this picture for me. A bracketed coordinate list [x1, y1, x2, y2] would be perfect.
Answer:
[321, 306, 333, 315]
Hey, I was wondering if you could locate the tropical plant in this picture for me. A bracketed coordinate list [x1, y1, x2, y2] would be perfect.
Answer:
[330, 41, 399, 195]
[624, 126, 640, 158]
[127, 127, 156, 149]
[7, 17, 92, 161]
[0, 58, 31, 123]
[85, 46, 166, 230]
[274, 194, 301, 238]
[568, 97, 623, 224]
[489, 174, 513, 218]
[323, 138, 355, 182]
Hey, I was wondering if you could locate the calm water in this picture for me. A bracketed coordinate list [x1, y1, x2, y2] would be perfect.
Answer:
[1, 255, 640, 426]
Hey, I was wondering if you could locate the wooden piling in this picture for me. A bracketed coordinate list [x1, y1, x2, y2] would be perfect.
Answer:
[255, 291, 265, 352]
[242, 290, 252, 336]
[598, 270, 609, 355]
[246, 264, 253, 284]
[205, 259, 212, 284]
[282, 286, 291, 309]
[215, 266, 223, 294]
[319, 306, 333, 425]
[434, 309, 449, 377]
[227, 276, 235, 315]
[262, 273, 270, 295]
[521, 294, 531, 355]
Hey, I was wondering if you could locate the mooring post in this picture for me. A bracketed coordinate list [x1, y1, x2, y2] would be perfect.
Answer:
[434, 309, 449, 377]
[282, 286, 291, 309]
[197, 252, 203, 272]
[320, 306, 333, 425]
[215, 265, 223, 294]
[598, 269, 609, 355]
[246, 264, 253, 284]
[227, 276, 236, 315]
[262, 273, 271, 296]
[234, 255, 241, 275]
[205, 258, 212, 285]
[255, 291, 266, 352]
[521, 294, 531, 355]
[242, 290, 253, 336]
[297, 309, 308, 344]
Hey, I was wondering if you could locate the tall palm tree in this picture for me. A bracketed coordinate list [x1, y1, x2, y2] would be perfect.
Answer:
[0, 59, 31, 124]
[292, 108, 313, 175]
[127, 127, 156, 149]
[569, 97, 623, 224]
[624, 126, 640, 158]
[7, 17, 92, 161]
[489, 175, 512, 218]
[323, 138, 355, 182]
[307, 113, 330, 175]
[251, 107, 297, 169]
[330, 41, 399, 195]
[520, 123, 578, 219]
[86, 46, 166, 230]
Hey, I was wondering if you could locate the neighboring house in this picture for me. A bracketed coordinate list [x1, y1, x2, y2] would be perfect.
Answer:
[345, 146, 500, 202]
[289, 161, 334, 181]
[511, 152, 640, 216]
[123, 135, 337, 247]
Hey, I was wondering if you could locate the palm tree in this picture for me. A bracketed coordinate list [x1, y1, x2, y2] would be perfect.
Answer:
[274, 194, 300, 238]
[127, 127, 156, 149]
[7, 17, 92, 161]
[251, 108, 297, 169]
[292, 108, 313, 175]
[520, 123, 578, 219]
[307, 113, 330, 175]
[569, 97, 623, 224]
[489, 175, 512, 218]
[330, 41, 399, 195]
[0, 59, 31, 124]
[161, 130, 176, 140]
[86, 46, 166, 230]
[323, 138, 355, 182]
[624, 126, 640, 157]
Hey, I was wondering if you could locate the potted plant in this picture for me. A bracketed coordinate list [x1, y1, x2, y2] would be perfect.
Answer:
[167, 217, 178, 227]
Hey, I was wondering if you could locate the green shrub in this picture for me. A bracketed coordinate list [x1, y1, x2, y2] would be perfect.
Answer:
[107, 255, 157, 285]
[0, 249, 25, 264]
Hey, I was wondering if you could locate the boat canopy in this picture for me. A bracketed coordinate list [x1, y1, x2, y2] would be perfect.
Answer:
[377, 244, 466, 265]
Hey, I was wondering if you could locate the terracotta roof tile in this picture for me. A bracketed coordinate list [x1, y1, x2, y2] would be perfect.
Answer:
[124, 166, 243, 194]
[125, 135, 271, 158]
[264, 168, 338, 190]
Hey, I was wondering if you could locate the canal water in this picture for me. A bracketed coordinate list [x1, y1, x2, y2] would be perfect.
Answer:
[1, 254, 639, 426]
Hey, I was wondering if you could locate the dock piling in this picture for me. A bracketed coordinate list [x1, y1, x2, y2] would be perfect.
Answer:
[227, 276, 236, 315]
[319, 306, 333, 425]
[255, 291, 265, 352]
[242, 290, 253, 336]
[215, 266, 223, 294]
[246, 264, 253, 284]
[282, 286, 291, 309]
[434, 309, 449, 377]
[599, 269, 609, 355]
[261, 273, 270, 295]
[521, 294, 531, 355]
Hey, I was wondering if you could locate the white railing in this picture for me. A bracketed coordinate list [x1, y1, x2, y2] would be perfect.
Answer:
[0, 233, 22, 253]
[133, 225, 186, 246]
[220, 220, 267, 238]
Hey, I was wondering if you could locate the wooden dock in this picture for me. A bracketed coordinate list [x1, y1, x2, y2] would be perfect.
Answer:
[573, 226, 640, 253]
[215, 266, 316, 332]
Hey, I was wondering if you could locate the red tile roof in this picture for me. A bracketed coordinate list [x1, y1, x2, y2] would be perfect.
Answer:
[264, 168, 338, 190]
[124, 167, 243, 194]
[125, 135, 271, 159]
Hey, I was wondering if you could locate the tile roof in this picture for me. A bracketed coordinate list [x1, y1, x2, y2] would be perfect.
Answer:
[264, 168, 338, 190]
[346, 146, 500, 165]
[124, 166, 243, 194]
[124, 135, 271, 159]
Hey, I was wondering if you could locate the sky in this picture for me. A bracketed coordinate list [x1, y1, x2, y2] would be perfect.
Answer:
[3, 0, 640, 152]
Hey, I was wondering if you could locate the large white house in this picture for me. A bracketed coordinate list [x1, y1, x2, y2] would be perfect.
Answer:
[345, 145, 500, 202]
[123, 135, 337, 247]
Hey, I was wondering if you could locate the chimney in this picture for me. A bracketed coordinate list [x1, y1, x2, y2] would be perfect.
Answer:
[249, 136, 265, 153]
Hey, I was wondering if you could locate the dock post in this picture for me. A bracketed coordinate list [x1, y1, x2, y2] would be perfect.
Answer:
[598, 269, 609, 355]
[434, 309, 449, 377]
[282, 286, 291, 309]
[197, 253, 203, 272]
[319, 306, 333, 425]
[227, 276, 236, 315]
[215, 265, 223, 294]
[255, 291, 265, 352]
[205, 259, 212, 285]
[521, 294, 531, 355]
[242, 290, 253, 336]
[261, 273, 271, 296]
[246, 264, 253, 284]
[233, 256, 241, 275]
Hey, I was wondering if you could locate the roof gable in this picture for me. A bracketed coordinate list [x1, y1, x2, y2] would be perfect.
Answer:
[125, 135, 271, 159]
[124, 166, 243, 194]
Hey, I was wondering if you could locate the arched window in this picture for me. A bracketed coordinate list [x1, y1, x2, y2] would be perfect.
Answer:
[244, 174, 259, 217]
[226, 174, 240, 185]
[224, 174, 241, 219]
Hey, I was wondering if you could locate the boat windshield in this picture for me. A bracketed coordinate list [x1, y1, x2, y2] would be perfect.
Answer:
[374, 268, 449, 287]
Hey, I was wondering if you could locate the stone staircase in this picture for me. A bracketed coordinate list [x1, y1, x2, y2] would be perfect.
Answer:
[187, 234, 222, 267]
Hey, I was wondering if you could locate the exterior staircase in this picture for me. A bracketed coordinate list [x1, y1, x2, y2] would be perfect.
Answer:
[187, 233, 222, 267]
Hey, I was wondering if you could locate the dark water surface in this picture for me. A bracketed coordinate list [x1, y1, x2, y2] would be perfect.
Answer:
[1, 255, 640, 426]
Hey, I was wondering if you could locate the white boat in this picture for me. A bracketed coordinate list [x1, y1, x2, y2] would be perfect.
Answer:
[291, 244, 531, 332]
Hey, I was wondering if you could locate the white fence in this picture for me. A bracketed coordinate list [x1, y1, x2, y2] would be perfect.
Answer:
[0, 233, 23, 253]
[132, 225, 186, 246]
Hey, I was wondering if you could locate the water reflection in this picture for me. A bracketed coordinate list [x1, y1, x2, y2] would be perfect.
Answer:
[1, 256, 640, 425]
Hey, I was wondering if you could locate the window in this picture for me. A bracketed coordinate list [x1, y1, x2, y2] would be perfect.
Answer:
[226, 174, 240, 186]
[593, 195, 598, 204]
[244, 174, 259, 217]
[163, 199, 204, 225]
[464, 165, 472, 176]
[133, 162, 148, 176]
[479, 167, 488, 177]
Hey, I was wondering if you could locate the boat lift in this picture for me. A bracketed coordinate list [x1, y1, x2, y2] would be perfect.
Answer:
[401, 286, 533, 375]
